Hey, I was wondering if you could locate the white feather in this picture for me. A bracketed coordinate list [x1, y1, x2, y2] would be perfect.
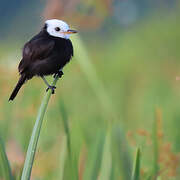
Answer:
[45, 19, 70, 39]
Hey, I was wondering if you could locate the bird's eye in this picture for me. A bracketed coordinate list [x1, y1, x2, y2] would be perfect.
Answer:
[55, 27, 61, 31]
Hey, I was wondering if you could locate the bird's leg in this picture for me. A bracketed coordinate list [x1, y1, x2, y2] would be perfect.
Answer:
[53, 69, 64, 78]
[41, 76, 56, 94]
[57, 70, 64, 78]
[41, 76, 50, 86]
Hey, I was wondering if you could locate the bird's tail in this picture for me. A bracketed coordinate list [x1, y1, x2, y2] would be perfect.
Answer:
[9, 74, 26, 101]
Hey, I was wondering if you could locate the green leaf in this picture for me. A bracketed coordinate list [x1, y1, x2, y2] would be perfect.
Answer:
[59, 100, 79, 180]
[57, 136, 67, 180]
[99, 131, 112, 180]
[83, 131, 105, 180]
[59, 100, 71, 156]
[131, 148, 141, 180]
[111, 125, 132, 180]
[0, 137, 14, 180]
[145, 174, 153, 180]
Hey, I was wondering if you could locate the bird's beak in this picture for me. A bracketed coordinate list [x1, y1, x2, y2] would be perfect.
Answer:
[64, 29, 78, 34]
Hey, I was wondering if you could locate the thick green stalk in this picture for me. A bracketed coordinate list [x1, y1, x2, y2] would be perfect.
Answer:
[21, 75, 59, 180]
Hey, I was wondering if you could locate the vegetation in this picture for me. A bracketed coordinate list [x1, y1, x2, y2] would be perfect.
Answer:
[0, 11, 180, 180]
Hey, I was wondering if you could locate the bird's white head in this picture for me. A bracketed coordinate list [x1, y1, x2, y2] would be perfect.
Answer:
[45, 19, 77, 39]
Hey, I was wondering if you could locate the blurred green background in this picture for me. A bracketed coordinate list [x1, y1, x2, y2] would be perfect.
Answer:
[0, 0, 180, 179]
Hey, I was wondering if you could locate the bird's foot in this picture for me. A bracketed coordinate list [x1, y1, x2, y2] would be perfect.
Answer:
[46, 85, 56, 94]
[53, 71, 64, 78]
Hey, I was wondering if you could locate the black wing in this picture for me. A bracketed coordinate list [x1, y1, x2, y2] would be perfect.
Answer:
[19, 37, 55, 74]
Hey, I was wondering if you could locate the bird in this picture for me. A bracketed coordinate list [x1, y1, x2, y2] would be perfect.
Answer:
[9, 19, 77, 101]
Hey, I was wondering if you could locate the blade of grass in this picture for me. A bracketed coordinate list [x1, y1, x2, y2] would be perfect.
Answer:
[83, 131, 105, 180]
[59, 100, 79, 180]
[65, 153, 79, 180]
[59, 100, 71, 156]
[21, 75, 60, 180]
[131, 148, 141, 180]
[145, 174, 161, 180]
[99, 131, 112, 180]
[57, 135, 67, 180]
[112, 125, 132, 180]
[145, 174, 153, 180]
[109, 162, 115, 180]
[0, 137, 14, 180]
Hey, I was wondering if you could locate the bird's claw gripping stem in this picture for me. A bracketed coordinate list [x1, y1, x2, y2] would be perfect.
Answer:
[46, 86, 56, 94]
[54, 71, 64, 78]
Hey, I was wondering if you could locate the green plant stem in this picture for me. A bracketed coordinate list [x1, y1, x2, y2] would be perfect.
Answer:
[21, 75, 59, 180]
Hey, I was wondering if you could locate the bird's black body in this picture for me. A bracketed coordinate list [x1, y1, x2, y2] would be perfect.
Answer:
[9, 27, 73, 101]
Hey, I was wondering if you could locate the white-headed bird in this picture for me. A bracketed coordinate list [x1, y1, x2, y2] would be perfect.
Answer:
[9, 19, 77, 101]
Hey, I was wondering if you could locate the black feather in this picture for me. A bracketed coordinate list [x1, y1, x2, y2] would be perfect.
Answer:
[9, 74, 26, 101]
